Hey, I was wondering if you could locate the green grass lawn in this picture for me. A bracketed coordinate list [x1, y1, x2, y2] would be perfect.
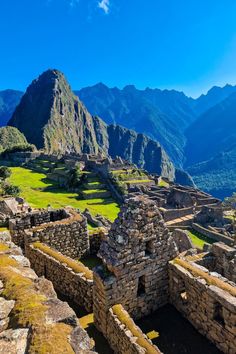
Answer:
[187, 229, 214, 249]
[9, 167, 119, 221]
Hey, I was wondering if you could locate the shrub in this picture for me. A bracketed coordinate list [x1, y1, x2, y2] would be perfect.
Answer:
[67, 165, 82, 189]
[0, 166, 11, 180]
[2, 182, 21, 196]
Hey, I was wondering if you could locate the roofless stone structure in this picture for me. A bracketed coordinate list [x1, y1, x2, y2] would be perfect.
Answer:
[93, 196, 178, 335]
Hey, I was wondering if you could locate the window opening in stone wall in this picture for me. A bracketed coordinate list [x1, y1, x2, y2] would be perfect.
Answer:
[213, 302, 225, 326]
[138, 275, 146, 296]
[145, 240, 153, 256]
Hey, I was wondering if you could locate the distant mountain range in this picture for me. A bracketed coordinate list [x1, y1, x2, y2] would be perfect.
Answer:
[8, 69, 192, 185]
[76, 84, 236, 198]
[0, 90, 23, 127]
[1, 76, 236, 198]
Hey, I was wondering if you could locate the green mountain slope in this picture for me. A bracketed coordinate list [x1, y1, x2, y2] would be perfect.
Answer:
[9, 70, 101, 155]
[187, 144, 236, 199]
[185, 91, 236, 166]
[0, 126, 29, 152]
[76, 84, 196, 166]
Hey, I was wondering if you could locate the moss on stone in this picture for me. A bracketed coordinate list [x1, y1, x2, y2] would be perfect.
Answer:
[0, 267, 47, 327]
[0, 254, 18, 267]
[112, 304, 161, 354]
[173, 258, 236, 297]
[29, 323, 74, 354]
[33, 242, 93, 280]
[0, 243, 10, 252]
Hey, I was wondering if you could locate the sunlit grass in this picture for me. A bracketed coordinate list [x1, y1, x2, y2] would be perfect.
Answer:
[9, 167, 119, 221]
[187, 229, 214, 249]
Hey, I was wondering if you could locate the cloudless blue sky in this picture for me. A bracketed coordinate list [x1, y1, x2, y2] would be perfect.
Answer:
[1, 0, 236, 97]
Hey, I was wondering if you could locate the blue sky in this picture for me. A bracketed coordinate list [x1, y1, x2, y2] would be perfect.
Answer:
[1, 0, 236, 97]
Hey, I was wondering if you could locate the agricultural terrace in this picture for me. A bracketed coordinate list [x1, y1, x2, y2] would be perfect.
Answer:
[9, 167, 119, 221]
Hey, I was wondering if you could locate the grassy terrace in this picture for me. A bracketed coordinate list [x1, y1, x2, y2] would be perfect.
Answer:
[187, 229, 214, 249]
[9, 167, 119, 221]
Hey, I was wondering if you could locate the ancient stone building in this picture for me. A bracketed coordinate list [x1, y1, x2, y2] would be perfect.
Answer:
[9, 208, 89, 259]
[93, 196, 178, 335]
[169, 243, 236, 354]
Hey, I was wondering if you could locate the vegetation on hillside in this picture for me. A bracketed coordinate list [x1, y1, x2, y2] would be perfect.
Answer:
[9, 167, 119, 221]
[0, 126, 34, 153]
[0, 166, 20, 196]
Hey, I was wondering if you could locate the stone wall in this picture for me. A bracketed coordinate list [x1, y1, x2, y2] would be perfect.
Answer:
[0, 231, 95, 353]
[169, 254, 236, 354]
[9, 208, 69, 248]
[93, 196, 178, 336]
[26, 243, 93, 312]
[25, 212, 89, 259]
[161, 206, 194, 222]
[192, 223, 234, 246]
[107, 305, 162, 354]
[211, 243, 236, 283]
[10, 208, 90, 259]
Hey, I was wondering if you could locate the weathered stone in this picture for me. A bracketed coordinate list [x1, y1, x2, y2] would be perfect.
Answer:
[0, 298, 15, 320]
[0, 329, 29, 354]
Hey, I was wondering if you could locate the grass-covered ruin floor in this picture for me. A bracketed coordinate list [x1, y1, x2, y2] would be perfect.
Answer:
[9, 167, 119, 221]
[187, 229, 214, 249]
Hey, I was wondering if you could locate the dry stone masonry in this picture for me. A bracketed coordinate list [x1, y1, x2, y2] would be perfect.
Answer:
[10, 208, 90, 258]
[93, 196, 178, 336]
[9, 208, 70, 248]
[26, 243, 93, 312]
[0, 231, 96, 353]
[169, 245, 236, 354]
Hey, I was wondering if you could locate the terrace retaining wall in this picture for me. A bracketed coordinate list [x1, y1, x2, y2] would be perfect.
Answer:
[192, 223, 233, 246]
[162, 207, 194, 222]
[25, 244, 93, 312]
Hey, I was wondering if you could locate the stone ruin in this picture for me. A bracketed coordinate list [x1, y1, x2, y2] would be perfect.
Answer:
[0, 197, 29, 221]
[129, 182, 235, 246]
[9, 207, 94, 259]
[93, 197, 178, 334]
[169, 242, 236, 354]
[0, 191, 235, 353]
[0, 231, 95, 353]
